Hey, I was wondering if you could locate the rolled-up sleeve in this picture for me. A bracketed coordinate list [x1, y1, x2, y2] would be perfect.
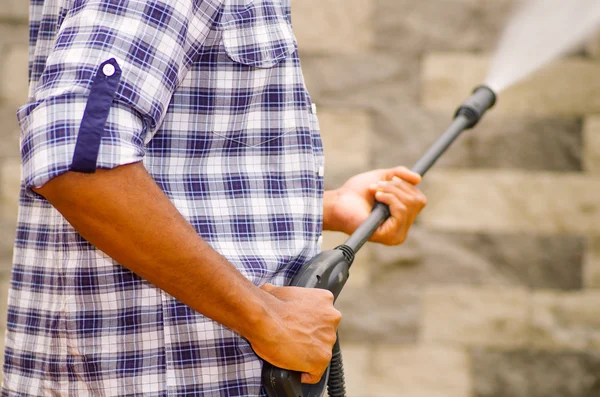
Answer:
[19, 0, 220, 196]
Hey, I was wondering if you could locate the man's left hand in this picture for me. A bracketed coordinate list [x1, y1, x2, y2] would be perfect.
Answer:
[323, 166, 427, 245]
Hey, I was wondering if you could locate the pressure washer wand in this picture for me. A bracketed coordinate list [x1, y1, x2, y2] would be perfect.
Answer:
[262, 85, 497, 397]
[344, 85, 497, 254]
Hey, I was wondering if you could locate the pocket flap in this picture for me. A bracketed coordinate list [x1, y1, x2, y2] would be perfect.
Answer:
[221, 2, 297, 68]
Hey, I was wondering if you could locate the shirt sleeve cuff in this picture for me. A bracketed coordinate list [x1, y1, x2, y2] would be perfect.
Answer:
[19, 93, 149, 198]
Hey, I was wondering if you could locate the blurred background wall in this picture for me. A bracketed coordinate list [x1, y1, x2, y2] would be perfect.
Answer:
[0, 0, 600, 396]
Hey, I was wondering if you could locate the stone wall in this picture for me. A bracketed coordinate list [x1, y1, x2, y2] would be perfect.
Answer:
[0, 0, 599, 396]
[292, 0, 600, 396]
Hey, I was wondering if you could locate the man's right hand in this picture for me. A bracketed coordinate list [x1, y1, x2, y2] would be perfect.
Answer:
[248, 283, 342, 384]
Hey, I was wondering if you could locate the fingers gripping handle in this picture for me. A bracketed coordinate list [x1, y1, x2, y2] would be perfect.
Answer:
[261, 86, 496, 397]
[344, 85, 496, 254]
[262, 361, 330, 397]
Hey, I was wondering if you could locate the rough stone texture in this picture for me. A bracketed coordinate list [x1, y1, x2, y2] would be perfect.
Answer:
[0, 221, 16, 265]
[0, 45, 29, 105]
[422, 53, 600, 117]
[472, 349, 600, 397]
[421, 286, 530, 348]
[336, 286, 420, 344]
[0, 274, 10, 330]
[531, 291, 600, 352]
[0, 24, 29, 46]
[1, 159, 20, 223]
[584, 116, 600, 174]
[318, 108, 373, 189]
[369, 345, 471, 397]
[446, 117, 583, 172]
[291, 0, 374, 55]
[300, 54, 409, 102]
[584, 236, 600, 289]
[0, 1, 29, 22]
[374, 0, 516, 55]
[370, 228, 584, 291]
[420, 170, 600, 234]
[585, 32, 600, 59]
[323, 231, 371, 288]
[336, 344, 370, 397]
[0, 104, 21, 159]
[311, 80, 583, 174]
[374, 114, 582, 173]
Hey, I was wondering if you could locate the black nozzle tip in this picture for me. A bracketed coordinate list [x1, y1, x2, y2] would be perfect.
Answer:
[473, 85, 497, 108]
[455, 84, 498, 128]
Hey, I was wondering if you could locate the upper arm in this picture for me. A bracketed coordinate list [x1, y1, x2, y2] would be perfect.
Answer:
[20, 0, 222, 197]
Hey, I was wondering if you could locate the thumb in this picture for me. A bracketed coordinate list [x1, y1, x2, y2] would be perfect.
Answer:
[301, 372, 322, 385]
[260, 283, 277, 293]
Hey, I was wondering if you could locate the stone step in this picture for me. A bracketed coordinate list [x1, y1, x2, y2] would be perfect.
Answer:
[531, 290, 600, 351]
[419, 169, 600, 234]
[584, 236, 600, 289]
[318, 108, 373, 189]
[421, 286, 600, 352]
[421, 286, 530, 348]
[584, 116, 600, 174]
[422, 53, 600, 116]
[0, 44, 29, 105]
[291, 0, 374, 55]
[0, 0, 28, 22]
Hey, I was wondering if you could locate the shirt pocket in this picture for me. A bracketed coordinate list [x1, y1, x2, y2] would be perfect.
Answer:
[211, 0, 301, 147]
[220, 0, 297, 69]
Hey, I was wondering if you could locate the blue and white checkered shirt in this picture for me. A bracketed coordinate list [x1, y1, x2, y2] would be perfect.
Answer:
[3, 0, 324, 395]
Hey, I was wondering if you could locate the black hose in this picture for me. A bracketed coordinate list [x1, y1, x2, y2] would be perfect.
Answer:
[327, 337, 346, 397]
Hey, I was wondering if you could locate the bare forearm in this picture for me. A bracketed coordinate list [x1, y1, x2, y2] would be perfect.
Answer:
[34, 162, 270, 340]
[323, 189, 342, 232]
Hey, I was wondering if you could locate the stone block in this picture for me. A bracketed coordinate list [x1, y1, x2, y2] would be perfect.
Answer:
[0, 104, 21, 159]
[0, 273, 10, 331]
[0, 1, 29, 22]
[370, 228, 584, 290]
[0, 45, 29, 105]
[318, 108, 373, 189]
[422, 53, 600, 117]
[584, 236, 600, 289]
[585, 31, 600, 58]
[374, 112, 582, 173]
[300, 53, 410, 102]
[584, 116, 600, 174]
[0, 221, 16, 263]
[531, 291, 600, 352]
[315, 77, 582, 174]
[336, 286, 419, 344]
[419, 170, 600, 235]
[322, 231, 371, 288]
[337, 343, 370, 397]
[421, 286, 530, 348]
[1, 159, 21, 223]
[0, 24, 29, 46]
[375, 0, 516, 54]
[472, 349, 600, 397]
[291, 0, 374, 55]
[455, 117, 582, 172]
[369, 345, 471, 397]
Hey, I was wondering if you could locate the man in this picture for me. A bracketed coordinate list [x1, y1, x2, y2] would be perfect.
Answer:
[3, 0, 427, 395]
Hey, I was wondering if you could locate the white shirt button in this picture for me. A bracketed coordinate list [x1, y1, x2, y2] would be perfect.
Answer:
[311, 103, 318, 114]
[318, 165, 324, 177]
[103, 63, 116, 77]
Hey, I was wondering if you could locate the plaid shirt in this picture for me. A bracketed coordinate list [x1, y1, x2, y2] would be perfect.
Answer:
[3, 0, 324, 395]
